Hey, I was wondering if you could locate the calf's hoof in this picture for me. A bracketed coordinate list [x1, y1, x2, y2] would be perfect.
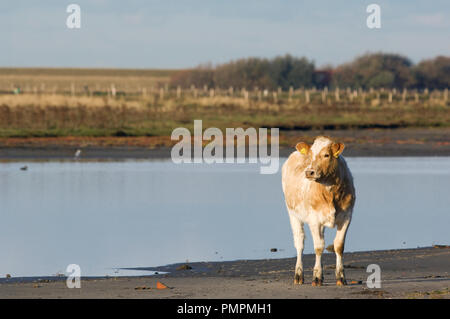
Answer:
[311, 278, 323, 287]
[336, 279, 347, 286]
[294, 274, 304, 285]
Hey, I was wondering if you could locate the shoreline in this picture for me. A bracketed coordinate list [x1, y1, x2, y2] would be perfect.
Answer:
[0, 128, 449, 160]
[1, 246, 449, 299]
[0, 144, 449, 160]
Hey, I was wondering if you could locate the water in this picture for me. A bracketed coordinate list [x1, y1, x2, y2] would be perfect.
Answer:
[0, 157, 449, 277]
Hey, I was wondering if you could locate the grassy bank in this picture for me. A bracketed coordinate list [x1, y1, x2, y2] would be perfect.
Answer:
[0, 91, 448, 138]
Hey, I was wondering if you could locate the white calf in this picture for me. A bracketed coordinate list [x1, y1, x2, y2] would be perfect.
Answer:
[281, 136, 355, 286]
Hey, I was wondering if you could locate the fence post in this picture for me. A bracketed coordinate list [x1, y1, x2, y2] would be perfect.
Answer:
[111, 84, 116, 97]
[335, 87, 340, 102]
[305, 90, 310, 103]
[244, 89, 249, 101]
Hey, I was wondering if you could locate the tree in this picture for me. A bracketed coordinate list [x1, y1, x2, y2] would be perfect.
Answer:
[270, 55, 315, 90]
[413, 56, 450, 90]
[214, 57, 274, 89]
[170, 64, 214, 88]
[332, 53, 414, 89]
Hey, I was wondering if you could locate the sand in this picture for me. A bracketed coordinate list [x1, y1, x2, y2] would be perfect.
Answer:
[1, 247, 448, 299]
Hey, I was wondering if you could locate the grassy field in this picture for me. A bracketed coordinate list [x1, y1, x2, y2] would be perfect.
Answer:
[0, 68, 448, 139]
[0, 68, 178, 95]
[0, 93, 448, 139]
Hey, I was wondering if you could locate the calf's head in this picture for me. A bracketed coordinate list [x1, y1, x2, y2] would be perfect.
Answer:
[296, 137, 345, 182]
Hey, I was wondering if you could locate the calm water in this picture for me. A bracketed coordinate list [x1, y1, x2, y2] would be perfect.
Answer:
[0, 157, 449, 277]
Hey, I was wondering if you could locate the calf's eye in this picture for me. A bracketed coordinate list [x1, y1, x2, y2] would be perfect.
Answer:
[324, 154, 330, 158]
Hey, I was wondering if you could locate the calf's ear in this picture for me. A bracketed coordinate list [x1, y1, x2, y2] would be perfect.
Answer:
[296, 142, 310, 155]
[331, 142, 345, 158]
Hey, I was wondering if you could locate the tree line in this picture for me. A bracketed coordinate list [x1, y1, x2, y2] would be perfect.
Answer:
[170, 53, 450, 91]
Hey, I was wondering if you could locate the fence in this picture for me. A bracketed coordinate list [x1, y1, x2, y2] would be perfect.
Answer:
[2, 83, 448, 106]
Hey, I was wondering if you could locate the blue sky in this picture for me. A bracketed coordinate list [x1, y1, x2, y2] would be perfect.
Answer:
[2, 0, 449, 68]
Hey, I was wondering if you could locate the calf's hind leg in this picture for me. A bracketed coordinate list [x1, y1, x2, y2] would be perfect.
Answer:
[334, 217, 351, 286]
[289, 213, 305, 284]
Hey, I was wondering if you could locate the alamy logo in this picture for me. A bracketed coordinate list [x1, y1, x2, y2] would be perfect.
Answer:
[66, 4, 81, 29]
[366, 4, 381, 29]
[171, 120, 279, 174]
[366, 264, 381, 288]
[66, 264, 81, 288]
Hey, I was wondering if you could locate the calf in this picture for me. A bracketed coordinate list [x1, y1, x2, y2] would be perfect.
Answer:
[281, 136, 355, 286]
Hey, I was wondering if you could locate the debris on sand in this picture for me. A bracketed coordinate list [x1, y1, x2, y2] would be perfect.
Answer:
[156, 281, 169, 289]
[134, 282, 169, 290]
[134, 286, 151, 290]
[176, 264, 192, 270]
[270, 248, 277, 252]
[20, 166, 28, 171]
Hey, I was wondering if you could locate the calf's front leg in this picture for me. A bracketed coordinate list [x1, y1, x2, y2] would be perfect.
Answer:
[289, 213, 305, 284]
[310, 223, 325, 286]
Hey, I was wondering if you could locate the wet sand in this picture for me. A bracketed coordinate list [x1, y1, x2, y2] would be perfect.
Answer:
[1, 247, 449, 299]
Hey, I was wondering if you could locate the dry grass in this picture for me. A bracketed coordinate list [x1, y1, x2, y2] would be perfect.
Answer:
[0, 91, 448, 138]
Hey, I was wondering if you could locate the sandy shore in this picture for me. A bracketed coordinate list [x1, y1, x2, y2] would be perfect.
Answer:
[0, 128, 449, 159]
[1, 247, 449, 299]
